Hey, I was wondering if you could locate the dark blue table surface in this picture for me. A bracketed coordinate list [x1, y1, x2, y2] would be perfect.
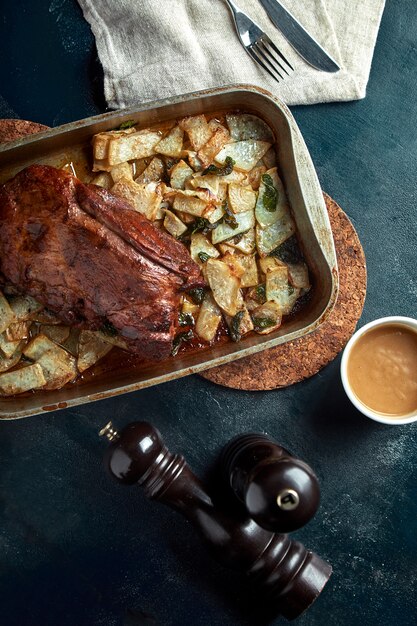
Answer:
[0, 2, 416, 625]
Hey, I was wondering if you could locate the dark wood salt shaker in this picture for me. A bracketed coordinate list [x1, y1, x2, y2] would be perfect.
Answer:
[221, 433, 320, 532]
[100, 421, 331, 621]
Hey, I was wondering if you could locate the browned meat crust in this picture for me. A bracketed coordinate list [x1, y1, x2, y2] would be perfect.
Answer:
[0, 165, 204, 360]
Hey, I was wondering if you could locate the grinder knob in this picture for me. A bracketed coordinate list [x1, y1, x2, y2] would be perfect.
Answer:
[221, 433, 320, 533]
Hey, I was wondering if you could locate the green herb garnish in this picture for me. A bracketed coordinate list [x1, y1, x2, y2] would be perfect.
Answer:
[198, 251, 211, 263]
[229, 310, 245, 342]
[179, 312, 194, 327]
[171, 329, 194, 356]
[101, 320, 118, 337]
[270, 236, 303, 264]
[261, 173, 278, 212]
[221, 198, 238, 229]
[252, 317, 276, 331]
[255, 284, 266, 303]
[202, 156, 235, 176]
[188, 287, 206, 305]
[118, 120, 136, 130]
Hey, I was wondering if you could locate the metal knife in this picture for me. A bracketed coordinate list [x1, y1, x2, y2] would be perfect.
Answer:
[258, 0, 340, 72]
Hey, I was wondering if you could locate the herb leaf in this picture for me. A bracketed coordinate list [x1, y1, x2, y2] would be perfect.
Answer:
[252, 316, 276, 331]
[171, 329, 194, 356]
[101, 320, 118, 336]
[270, 236, 303, 264]
[179, 312, 194, 327]
[221, 198, 238, 229]
[118, 120, 136, 130]
[229, 310, 245, 342]
[198, 251, 211, 263]
[202, 156, 235, 176]
[255, 284, 266, 303]
[261, 173, 278, 212]
[188, 287, 206, 305]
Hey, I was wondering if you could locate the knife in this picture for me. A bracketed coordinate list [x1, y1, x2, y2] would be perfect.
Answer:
[258, 0, 340, 72]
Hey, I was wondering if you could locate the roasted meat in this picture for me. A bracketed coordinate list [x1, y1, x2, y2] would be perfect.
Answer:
[0, 165, 204, 360]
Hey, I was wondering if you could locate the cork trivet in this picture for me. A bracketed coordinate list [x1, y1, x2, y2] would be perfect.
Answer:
[0, 119, 48, 143]
[201, 194, 367, 390]
[0, 120, 366, 391]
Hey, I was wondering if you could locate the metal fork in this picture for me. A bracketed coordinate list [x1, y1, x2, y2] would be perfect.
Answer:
[225, 0, 293, 83]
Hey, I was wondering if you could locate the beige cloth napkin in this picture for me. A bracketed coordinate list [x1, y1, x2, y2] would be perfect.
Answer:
[77, 0, 385, 108]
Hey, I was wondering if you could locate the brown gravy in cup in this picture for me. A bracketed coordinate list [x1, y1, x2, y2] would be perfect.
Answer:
[347, 324, 417, 417]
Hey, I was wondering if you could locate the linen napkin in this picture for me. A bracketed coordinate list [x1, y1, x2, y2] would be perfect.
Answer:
[77, 0, 385, 108]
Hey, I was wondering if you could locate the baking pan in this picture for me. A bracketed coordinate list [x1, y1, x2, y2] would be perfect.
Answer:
[0, 85, 338, 419]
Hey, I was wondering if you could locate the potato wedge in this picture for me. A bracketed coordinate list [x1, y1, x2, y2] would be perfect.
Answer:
[23, 334, 61, 360]
[36, 349, 78, 390]
[0, 291, 15, 334]
[32, 309, 62, 325]
[39, 325, 71, 345]
[195, 292, 222, 342]
[0, 363, 46, 395]
[5, 321, 31, 342]
[0, 349, 23, 373]
[255, 168, 290, 227]
[8, 295, 43, 321]
[179, 115, 213, 151]
[266, 266, 300, 315]
[183, 150, 203, 171]
[172, 194, 208, 217]
[243, 164, 267, 190]
[221, 253, 245, 279]
[256, 217, 295, 257]
[182, 297, 200, 318]
[228, 183, 257, 214]
[226, 114, 274, 143]
[233, 254, 259, 288]
[156, 125, 184, 157]
[205, 259, 243, 316]
[77, 330, 113, 373]
[288, 262, 310, 290]
[259, 256, 285, 275]
[170, 160, 193, 189]
[134, 156, 164, 183]
[0, 334, 22, 359]
[211, 209, 255, 245]
[91, 172, 112, 189]
[190, 174, 220, 196]
[163, 210, 188, 238]
[111, 180, 162, 220]
[197, 123, 230, 168]
[215, 140, 271, 172]
[190, 233, 220, 265]
[224, 305, 254, 341]
[107, 130, 161, 167]
[110, 161, 133, 183]
[225, 228, 256, 254]
[251, 302, 283, 334]
[202, 203, 224, 224]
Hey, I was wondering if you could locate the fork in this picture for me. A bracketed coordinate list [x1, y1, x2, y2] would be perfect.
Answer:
[225, 0, 293, 83]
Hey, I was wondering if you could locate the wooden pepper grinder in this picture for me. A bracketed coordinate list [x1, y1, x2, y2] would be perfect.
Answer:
[100, 421, 332, 621]
[221, 433, 320, 532]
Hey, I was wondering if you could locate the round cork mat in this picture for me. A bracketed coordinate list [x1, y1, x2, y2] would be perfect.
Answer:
[0, 120, 366, 391]
[0, 119, 48, 143]
[201, 194, 367, 390]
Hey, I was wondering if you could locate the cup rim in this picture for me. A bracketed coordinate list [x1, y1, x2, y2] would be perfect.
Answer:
[340, 316, 417, 425]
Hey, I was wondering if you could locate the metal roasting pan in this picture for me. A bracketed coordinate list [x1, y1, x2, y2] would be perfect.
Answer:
[0, 85, 338, 419]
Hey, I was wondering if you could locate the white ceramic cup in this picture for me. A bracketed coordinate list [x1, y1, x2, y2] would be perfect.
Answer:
[340, 316, 417, 425]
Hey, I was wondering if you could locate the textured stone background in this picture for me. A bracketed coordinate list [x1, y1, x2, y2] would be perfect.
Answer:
[0, 1, 416, 625]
